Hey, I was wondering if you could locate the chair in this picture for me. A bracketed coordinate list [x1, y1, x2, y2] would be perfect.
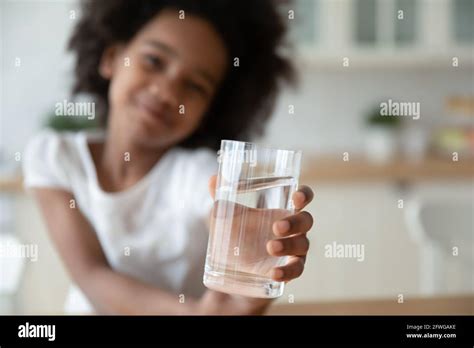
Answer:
[405, 197, 473, 294]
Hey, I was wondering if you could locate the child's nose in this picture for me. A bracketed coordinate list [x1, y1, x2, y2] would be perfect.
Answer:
[149, 78, 180, 110]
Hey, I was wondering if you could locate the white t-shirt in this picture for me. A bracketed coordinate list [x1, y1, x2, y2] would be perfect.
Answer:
[22, 130, 217, 314]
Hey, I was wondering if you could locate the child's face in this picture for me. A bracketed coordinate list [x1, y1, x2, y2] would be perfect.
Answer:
[100, 9, 228, 149]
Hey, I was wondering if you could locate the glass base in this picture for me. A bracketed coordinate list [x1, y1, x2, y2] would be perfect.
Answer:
[203, 269, 284, 298]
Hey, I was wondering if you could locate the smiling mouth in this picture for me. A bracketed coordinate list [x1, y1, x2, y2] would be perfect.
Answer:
[135, 97, 171, 127]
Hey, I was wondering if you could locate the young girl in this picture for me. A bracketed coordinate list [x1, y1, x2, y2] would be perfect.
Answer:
[23, 0, 314, 315]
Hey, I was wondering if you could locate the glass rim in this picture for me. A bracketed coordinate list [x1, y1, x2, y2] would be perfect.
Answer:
[220, 139, 302, 155]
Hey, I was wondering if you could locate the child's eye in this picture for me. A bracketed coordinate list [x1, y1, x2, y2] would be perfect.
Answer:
[144, 55, 164, 69]
[186, 81, 207, 96]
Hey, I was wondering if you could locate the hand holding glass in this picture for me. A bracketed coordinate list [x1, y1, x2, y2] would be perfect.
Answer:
[203, 140, 302, 298]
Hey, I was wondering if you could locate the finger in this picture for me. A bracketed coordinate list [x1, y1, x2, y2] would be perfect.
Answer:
[271, 256, 305, 282]
[273, 211, 314, 237]
[266, 234, 310, 257]
[208, 175, 217, 200]
[292, 185, 314, 211]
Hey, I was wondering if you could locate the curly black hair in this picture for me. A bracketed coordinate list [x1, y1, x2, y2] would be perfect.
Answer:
[68, 0, 295, 151]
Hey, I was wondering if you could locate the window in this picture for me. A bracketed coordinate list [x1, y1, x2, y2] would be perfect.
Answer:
[453, 0, 474, 43]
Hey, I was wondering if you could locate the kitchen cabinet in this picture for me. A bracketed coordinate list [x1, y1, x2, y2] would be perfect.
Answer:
[277, 179, 473, 304]
[283, 0, 474, 69]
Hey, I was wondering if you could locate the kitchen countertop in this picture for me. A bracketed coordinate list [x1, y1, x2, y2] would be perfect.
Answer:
[267, 295, 474, 315]
[1, 155, 473, 193]
[301, 154, 474, 182]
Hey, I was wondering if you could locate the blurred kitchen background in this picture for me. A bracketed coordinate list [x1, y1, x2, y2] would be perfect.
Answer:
[0, 0, 473, 314]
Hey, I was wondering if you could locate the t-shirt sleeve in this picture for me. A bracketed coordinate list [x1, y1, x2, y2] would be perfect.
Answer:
[22, 130, 72, 191]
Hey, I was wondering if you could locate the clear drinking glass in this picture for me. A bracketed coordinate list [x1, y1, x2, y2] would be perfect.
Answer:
[203, 140, 302, 298]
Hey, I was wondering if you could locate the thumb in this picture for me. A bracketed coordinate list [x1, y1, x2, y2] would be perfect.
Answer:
[208, 175, 217, 200]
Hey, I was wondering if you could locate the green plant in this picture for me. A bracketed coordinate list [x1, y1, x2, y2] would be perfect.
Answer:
[366, 106, 401, 128]
[44, 110, 100, 132]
